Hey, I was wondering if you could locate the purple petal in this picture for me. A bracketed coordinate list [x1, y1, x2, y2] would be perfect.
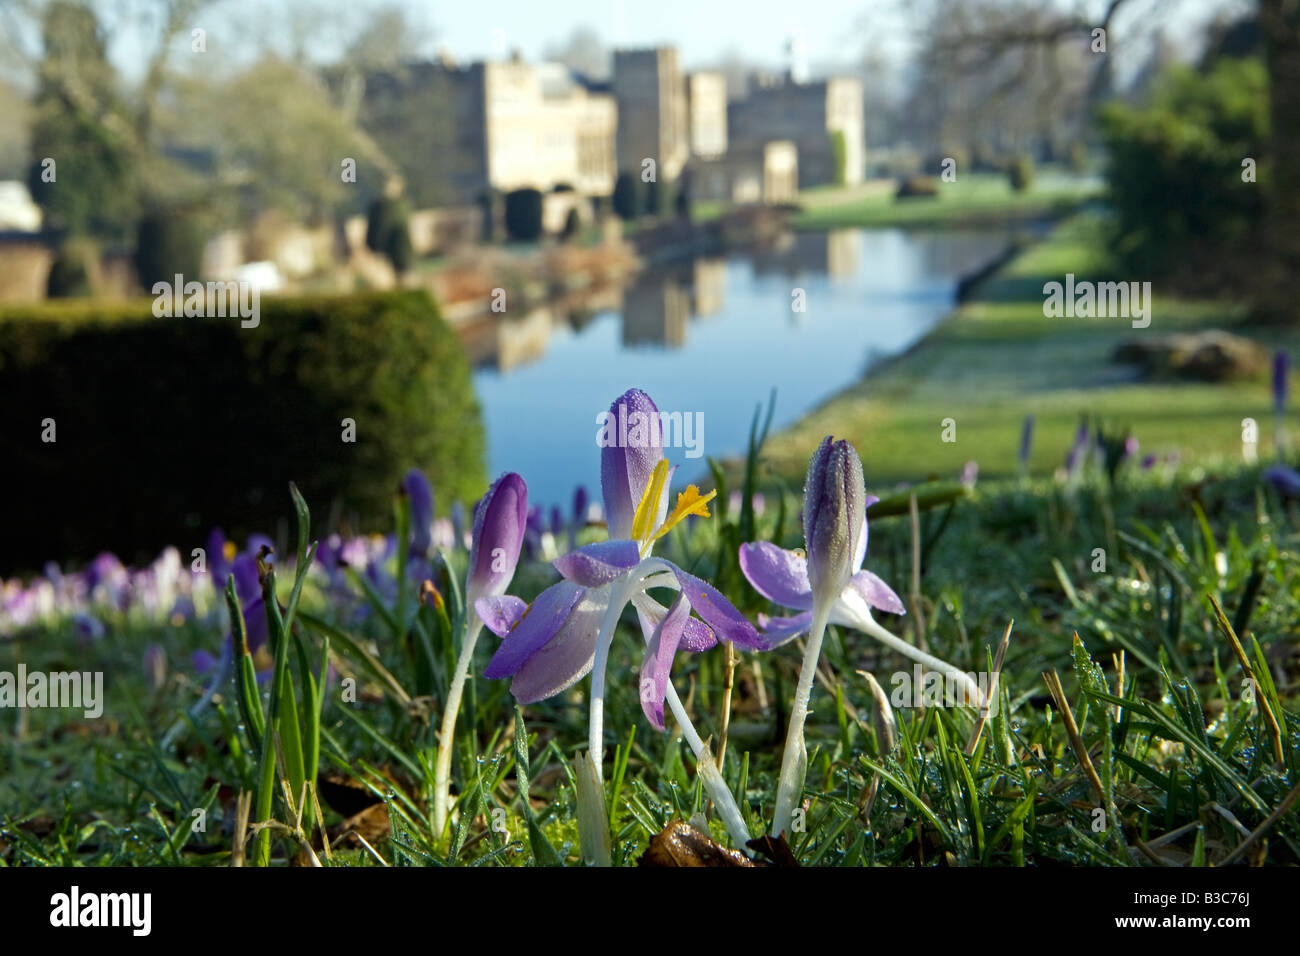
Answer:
[634, 597, 717, 652]
[848, 569, 906, 616]
[484, 580, 585, 678]
[852, 506, 876, 573]
[739, 541, 813, 610]
[599, 388, 665, 539]
[664, 562, 763, 649]
[241, 596, 269, 654]
[553, 539, 641, 587]
[192, 649, 218, 675]
[639, 593, 690, 730]
[508, 589, 610, 704]
[754, 611, 814, 650]
[475, 595, 527, 637]
[232, 554, 261, 605]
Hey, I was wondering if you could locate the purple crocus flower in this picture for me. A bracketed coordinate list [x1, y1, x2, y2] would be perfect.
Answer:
[1273, 350, 1289, 414]
[1019, 415, 1035, 470]
[206, 527, 233, 586]
[960, 460, 979, 488]
[479, 389, 762, 732]
[739, 516, 903, 649]
[433, 471, 528, 837]
[401, 468, 435, 556]
[570, 485, 589, 552]
[465, 473, 529, 611]
[1065, 421, 1090, 479]
[1264, 465, 1300, 497]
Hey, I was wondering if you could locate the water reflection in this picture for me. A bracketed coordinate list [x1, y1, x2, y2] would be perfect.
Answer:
[468, 227, 1013, 507]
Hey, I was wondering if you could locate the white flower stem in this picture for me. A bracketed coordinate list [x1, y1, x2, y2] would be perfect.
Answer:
[772, 600, 831, 838]
[857, 614, 983, 707]
[588, 561, 677, 781]
[433, 615, 484, 840]
[664, 682, 752, 847]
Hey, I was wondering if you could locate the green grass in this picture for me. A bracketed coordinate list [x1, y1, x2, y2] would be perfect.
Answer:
[791, 170, 1102, 230]
[3, 217, 1298, 866]
[2, 460, 1298, 866]
[761, 213, 1299, 488]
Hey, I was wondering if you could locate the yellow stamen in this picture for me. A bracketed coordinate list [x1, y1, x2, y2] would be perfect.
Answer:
[650, 485, 716, 543]
[631, 459, 671, 543]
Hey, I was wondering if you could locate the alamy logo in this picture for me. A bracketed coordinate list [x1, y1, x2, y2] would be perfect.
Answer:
[50, 886, 151, 936]
[890, 665, 997, 715]
[1042, 274, 1151, 329]
[0, 664, 103, 718]
[596, 402, 704, 459]
[151, 274, 260, 328]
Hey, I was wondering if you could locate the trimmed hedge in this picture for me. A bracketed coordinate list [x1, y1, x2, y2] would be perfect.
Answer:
[0, 290, 485, 573]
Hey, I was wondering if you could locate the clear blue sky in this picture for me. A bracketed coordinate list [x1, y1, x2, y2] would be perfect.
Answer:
[92, 0, 1246, 83]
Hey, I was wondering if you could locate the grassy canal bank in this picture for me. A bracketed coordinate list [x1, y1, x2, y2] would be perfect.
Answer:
[756, 212, 1300, 489]
[791, 170, 1102, 230]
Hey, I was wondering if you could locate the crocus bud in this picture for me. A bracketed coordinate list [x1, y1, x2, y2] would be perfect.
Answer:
[599, 388, 665, 539]
[1019, 414, 1034, 468]
[802, 437, 866, 608]
[1264, 465, 1300, 498]
[466, 472, 528, 608]
[401, 468, 435, 556]
[143, 643, 167, 692]
[1273, 350, 1289, 414]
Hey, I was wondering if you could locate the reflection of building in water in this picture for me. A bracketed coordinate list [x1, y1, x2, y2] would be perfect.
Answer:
[692, 258, 726, 317]
[825, 230, 860, 278]
[750, 229, 859, 279]
[789, 229, 861, 277]
[464, 306, 555, 371]
[622, 274, 688, 348]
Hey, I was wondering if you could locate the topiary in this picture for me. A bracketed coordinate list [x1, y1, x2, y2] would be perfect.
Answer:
[503, 188, 544, 241]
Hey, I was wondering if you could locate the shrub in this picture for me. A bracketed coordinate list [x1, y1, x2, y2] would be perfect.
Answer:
[1007, 155, 1034, 193]
[612, 173, 639, 220]
[829, 129, 848, 186]
[562, 207, 582, 241]
[675, 176, 692, 219]
[135, 209, 203, 290]
[503, 188, 543, 241]
[1100, 57, 1267, 283]
[46, 241, 96, 298]
[366, 196, 413, 274]
[0, 291, 485, 571]
[387, 222, 414, 276]
[895, 175, 939, 199]
[643, 178, 660, 217]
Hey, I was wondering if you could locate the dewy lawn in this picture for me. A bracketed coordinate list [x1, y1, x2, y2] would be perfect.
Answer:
[1, 214, 1298, 867]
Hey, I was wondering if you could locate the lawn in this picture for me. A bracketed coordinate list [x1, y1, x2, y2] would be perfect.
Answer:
[791, 170, 1103, 230]
[759, 213, 1300, 489]
[2, 217, 1297, 868]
